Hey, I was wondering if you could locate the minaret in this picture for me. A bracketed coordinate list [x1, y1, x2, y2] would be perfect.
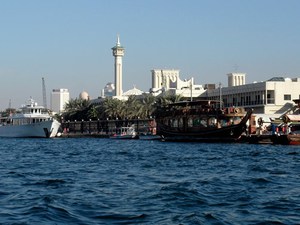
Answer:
[112, 35, 125, 96]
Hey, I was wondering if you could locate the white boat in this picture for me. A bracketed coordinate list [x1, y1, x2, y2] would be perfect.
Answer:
[110, 125, 139, 139]
[0, 99, 61, 138]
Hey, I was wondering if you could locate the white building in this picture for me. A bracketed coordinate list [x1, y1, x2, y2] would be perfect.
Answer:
[227, 72, 246, 87]
[100, 82, 115, 98]
[202, 74, 300, 114]
[150, 69, 205, 98]
[50, 89, 70, 113]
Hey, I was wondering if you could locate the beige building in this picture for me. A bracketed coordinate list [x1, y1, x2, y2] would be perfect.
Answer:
[227, 72, 246, 87]
[202, 74, 300, 114]
[150, 69, 205, 98]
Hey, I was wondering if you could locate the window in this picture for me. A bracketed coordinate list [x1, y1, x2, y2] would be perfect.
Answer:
[284, 94, 291, 101]
[208, 117, 217, 127]
[171, 119, 178, 127]
[178, 118, 183, 128]
[188, 118, 193, 127]
[255, 95, 261, 104]
[267, 90, 275, 104]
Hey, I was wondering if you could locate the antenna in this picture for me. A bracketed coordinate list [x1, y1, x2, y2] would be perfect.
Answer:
[234, 64, 239, 72]
[219, 82, 222, 108]
[8, 99, 12, 115]
[42, 77, 47, 108]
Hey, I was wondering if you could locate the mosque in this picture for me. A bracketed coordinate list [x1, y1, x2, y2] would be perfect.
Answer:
[86, 36, 300, 115]
[89, 35, 205, 105]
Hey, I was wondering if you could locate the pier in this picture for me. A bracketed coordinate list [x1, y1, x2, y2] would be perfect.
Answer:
[60, 118, 156, 138]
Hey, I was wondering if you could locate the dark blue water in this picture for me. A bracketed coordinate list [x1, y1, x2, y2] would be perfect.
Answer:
[0, 138, 299, 225]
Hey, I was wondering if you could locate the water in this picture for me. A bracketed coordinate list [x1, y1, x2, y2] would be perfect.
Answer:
[0, 138, 299, 225]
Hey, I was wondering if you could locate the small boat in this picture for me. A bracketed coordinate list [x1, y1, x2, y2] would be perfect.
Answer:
[138, 133, 161, 140]
[272, 133, 300, 145]
[0, 98, 61, 138]
[110, 125, 139, 139]
[271, 114, 300, 145]
[154, 100, 252, 142]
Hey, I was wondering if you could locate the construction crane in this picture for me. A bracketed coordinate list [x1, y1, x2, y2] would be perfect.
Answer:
[42, 77, 47, 109]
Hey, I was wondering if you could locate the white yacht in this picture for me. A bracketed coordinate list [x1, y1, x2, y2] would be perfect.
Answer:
[0, 99, 60, 138]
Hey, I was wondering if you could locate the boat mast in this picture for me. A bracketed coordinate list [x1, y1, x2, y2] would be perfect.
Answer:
[190, 77, 193, 102]
[219, 82, 222, 108]
[8, 99, 12, 116]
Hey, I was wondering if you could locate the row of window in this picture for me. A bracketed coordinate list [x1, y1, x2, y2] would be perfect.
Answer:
[164, 116, 242, 128]
[12, 118, 50, 125]
[211, 94, 296, 107]
[22, 109, 47, 114]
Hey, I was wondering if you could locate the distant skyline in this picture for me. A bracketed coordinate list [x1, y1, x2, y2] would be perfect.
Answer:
[0, 0, 300, 110]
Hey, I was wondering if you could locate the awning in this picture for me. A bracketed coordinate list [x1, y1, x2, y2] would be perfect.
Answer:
[286, 115, 300, 122]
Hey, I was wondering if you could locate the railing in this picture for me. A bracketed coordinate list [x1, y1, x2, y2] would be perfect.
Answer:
[223, 100, 265, 107]
[61, 118, 156, 136]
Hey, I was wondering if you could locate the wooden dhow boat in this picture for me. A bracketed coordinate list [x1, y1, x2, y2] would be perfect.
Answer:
[154, 100, 252, 142]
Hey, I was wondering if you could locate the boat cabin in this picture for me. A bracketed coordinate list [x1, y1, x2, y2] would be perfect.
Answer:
[8, 99, 53, 126]
[156, 100, 246, 130]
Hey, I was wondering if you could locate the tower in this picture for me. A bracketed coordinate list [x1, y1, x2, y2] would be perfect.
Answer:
[227, 73, 246, 87]
[50, 89, 70, 113]
[112, 35, 125, 96]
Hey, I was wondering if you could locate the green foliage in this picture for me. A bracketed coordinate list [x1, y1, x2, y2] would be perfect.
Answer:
[60, 94, 183, 121]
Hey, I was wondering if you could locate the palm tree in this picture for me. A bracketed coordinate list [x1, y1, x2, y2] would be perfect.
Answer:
[101, 98, 124, 119]
[62, 98, 91, 120]
[137, 93, 156, 118]
[88, 105, 99, 120]
[124, 95, 139, 119]
[152, 94, 183, 118]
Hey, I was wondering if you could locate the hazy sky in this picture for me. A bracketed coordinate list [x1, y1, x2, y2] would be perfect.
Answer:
[0, 0, 299, 110]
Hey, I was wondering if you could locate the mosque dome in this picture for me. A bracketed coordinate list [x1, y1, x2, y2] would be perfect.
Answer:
[123, 86, 144, 96]
[79, 91, 89, 100]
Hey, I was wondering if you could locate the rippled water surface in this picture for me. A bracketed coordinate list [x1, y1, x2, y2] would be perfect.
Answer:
[0, 137, 299, 224]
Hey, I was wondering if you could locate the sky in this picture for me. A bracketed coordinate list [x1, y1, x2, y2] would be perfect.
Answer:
[0, 0, 299, 110]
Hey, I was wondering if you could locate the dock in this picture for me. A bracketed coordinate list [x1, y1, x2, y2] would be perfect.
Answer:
[60, 118, 156, 138]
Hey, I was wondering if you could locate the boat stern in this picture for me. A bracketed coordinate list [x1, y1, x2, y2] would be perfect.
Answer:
[48, 119, 61, 138]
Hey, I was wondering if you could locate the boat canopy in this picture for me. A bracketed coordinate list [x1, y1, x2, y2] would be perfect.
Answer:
[286, 115, 300, 122]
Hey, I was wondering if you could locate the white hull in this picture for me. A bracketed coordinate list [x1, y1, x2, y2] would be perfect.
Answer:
[110, 134, 139, 139]
[0, 119, 60, 138]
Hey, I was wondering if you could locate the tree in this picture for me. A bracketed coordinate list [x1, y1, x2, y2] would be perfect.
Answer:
[62, 98, 91, 121]
[88, 105, 99, 120]
[137, 93, 156, 118]
[124, 95, 139, 119]
[60, 94, 184, 121]
[101, 98, 124, 119]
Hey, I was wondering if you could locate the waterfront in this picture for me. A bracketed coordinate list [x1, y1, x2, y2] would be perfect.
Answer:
[0, 138, 299, 224]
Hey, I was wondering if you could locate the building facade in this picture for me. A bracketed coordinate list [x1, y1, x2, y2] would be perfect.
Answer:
[227, 73, 246, 87]
[150, 69, 205, 98]
[202, 76, 300, 114]
[50, 89, 70, 113]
